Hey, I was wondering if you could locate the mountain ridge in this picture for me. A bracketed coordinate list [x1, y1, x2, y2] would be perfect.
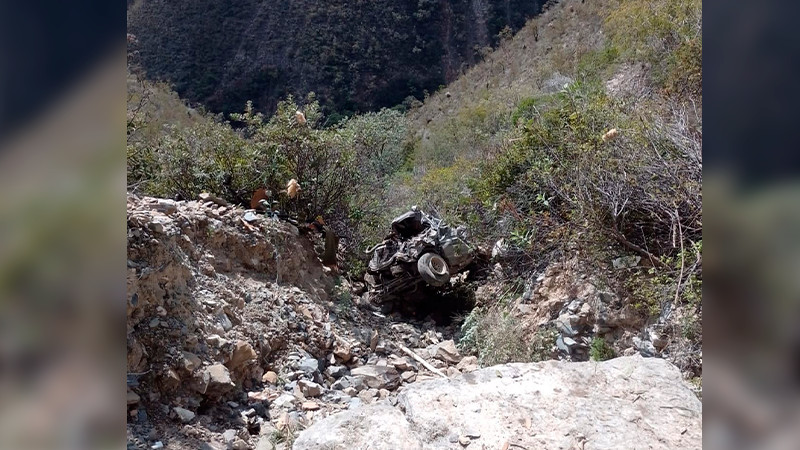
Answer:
[127, 0, 550, 116]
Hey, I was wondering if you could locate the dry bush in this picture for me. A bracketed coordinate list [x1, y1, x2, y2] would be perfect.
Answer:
[460, 301, 557, 365]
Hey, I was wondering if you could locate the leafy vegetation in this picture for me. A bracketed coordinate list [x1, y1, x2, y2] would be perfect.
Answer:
[590, 337, 616, 361]
[127, 0, 549, 117]
[127, 69, 415, 271]
[605, 0, 702, 97]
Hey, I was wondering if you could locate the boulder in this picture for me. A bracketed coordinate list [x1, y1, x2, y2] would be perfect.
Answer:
[297, 357, 319, 375]
[293, 356, 701, 450]
[181, 351, 202, 373]
[431, 340, 461, 364]
[294, 403, 422, 449]
[325, 365, 349, 379]
[227, 340, 257, 370]
[455, 356, 478, 372]
[298, 379, 323, 397]
[350, 365, 400, 390]
[204, 364, 235, 396]
[333, 344, 352, 362]
[173, 407, 195, 423]
[262, 371, 278, 384]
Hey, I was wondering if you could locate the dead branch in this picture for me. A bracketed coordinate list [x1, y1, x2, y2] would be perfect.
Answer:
[398, 344, 449, 380]
[673, 207, 685, 304]
[608, 225, 668, 269]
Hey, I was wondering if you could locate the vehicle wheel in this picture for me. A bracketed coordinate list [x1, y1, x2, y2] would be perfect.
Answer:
[417, 253, 450, 287]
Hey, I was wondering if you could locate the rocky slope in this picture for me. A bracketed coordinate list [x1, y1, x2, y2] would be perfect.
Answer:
[126, 193, 701, 449]
[126, 194, 480, 450]
[294, 356, 702, 449]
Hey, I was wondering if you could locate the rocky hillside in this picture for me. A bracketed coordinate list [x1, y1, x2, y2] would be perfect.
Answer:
[127, 193, 701, 449]
[127, 194, 484, 449]
[126, 0, 549, 116]
[126, 0, 702, 447]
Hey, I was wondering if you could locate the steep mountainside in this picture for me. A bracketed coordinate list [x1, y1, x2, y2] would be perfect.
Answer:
[127, 0, 549, 116]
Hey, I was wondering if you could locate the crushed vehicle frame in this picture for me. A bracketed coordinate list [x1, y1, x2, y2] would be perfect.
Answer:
[364, 207, 476, 302]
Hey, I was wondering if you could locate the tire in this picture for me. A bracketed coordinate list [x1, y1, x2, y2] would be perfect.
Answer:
[417, 253, 450, 287]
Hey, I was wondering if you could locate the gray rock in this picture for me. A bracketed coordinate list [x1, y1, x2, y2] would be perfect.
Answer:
[181, 351, 202, 372]
[298, 380, 323, 397]
[148, 221, 166, 234]
[431, 340, 461, 364]
[491, 239, 507, 259]
[563, 336, 578, 347]
[555, 335, 569, 353]
[231, 439, 248, 450]
[325, 365, 349, 379]
[598, 291, 616, 304]
[297, 402, 417, 450]
[255, 435, 276, 450]
[541, 72, 574, 93]
[350, 365, 400, 390]
[339, 375, 367, 392]
[199, 443, 224, 450]
[566, 299, 582, 313]
[153, 199, 178, 214]
[228, 340, 257, 370]
[613, 255, 642, 269]
[554, 315, 578, 337]
[330, 377, 350, 390]
[205, 364, 234, 395]
[222, 429, 237, 445]
[272, 393, 296, 410]
[293, 356, 701, 450]
[218, 313, 233, 331]
[343, 387, 357, 396]
[297, 357, 319, 375]
[173, 407, 195, 423]
[198, 192, 229, 206]
[633, 336, 657, 357]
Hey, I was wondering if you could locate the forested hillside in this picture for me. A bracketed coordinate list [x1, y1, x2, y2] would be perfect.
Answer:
[127, 0, 549, 116]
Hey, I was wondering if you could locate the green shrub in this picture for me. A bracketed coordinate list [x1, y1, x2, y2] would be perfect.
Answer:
[605, 0, 702, 95]
[510, 96, 544, 126]
[664, 37, 702, 97]
[415, 99, 512, 170]
[576, 45, 620, 81]
[590, 337, 615, 361]
[606, 0, 701, 62]
[127, 87, 416, 278]
[480, 78, 700, 257]
[128, 118, 259, 202]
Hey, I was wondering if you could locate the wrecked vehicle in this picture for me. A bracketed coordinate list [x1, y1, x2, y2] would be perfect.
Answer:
[364, 207, 476, 302]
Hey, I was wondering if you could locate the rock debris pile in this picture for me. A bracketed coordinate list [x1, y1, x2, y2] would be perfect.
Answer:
[126, 194, 476, 450]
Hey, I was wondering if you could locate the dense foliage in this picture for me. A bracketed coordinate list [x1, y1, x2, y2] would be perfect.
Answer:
[127, 81, 409, 271]
[127, 0, 548, 116]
